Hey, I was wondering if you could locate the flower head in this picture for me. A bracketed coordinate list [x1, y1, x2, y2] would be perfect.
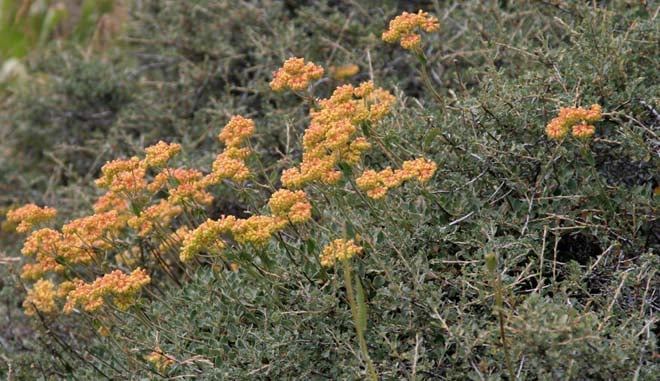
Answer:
[319, 239, 363, 267]
[382, 10, 440, 50]
[142, 141, 182, 168]
[23, 279, 57, 316]
[60, 211, 124, 264]
[231, 216, 285, 246]
[270, 57, 324, 92]
[268, 189, 312, 223]
[95, 157, 141, 188]
[330, 64, 360, 80]
[571, 121, 596, 140]
[64, 268, 151, 313]
[179, 217, 234, 262]
[546, 104, 602, 140]
[218, 116, 255, 148]
[357, 158, 437, 199]
[7, 204, 57, 233]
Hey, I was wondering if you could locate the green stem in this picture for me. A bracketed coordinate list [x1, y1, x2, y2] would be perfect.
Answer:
[417, 53, 444, 106]
[487, 253, 515, 380]
[342, 259, 377, 380]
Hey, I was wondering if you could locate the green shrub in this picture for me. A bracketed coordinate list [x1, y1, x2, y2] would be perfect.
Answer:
[1, 1, 658, 380]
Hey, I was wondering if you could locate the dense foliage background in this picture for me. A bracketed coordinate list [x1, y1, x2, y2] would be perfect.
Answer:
[1, 0, 658, 379]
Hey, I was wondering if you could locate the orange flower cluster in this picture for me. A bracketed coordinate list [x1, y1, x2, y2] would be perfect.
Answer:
[64, 268, 151, 313]
[206, 116, 255, 184]
[218, 115, 254, 148]
[356, 158, 437, 199]
[382, 10, 440, 50]
[142, 141, 182, 168]
[23, 279, 57, 316]
[95, 157, 146, 195]
[180, 189, 313, 262]
[128, 199, 183, 237]
[329, 64, 360, 80]
[20, 228, 65, 280]
[281, 80, 395, 188]
[270, 57, 324, 92]
[545, 104, 602, 140]
[93, 191, 128, 215]
[19, 209, 127, 280]
[268, 189, 312, 223]
[319, 239, 363, 267]
[150, 168, 213, 206]
[145, 346, 175, 372]
[7, 203, 57, 233]
[60, 210, 124, 264]
[179, 217, 234, 262]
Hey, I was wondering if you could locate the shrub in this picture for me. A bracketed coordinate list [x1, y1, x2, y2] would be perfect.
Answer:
[1, 1, 658, 379]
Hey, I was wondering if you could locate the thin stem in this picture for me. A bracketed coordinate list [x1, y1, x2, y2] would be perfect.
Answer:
[342, 259, 377, 380]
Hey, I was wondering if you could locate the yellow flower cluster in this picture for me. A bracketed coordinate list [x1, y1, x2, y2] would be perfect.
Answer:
[93, 191, 128, 215]
[20, 228, 65, 280]
[128, 199, 183, 237]
[330, 64, 360, 80]
[382, 10, 440, 50]
[270, 57, 324, 92]
[218, 115, 254, 148]
[268, 189, 312, 223]
[545, 104, 602, 140]
[180, 189, 312, 262]
[95, 157, 144, 191]
[319, 239, 363, 267]
[206, 116, 255, 184]
[143, 141, 182, 168]
[150, 168, 213, 206]
[64, 268, 151, 313]
[23, 279, 57, 316]
[281, 80, 395, 188]
[179, 216, 234, 262]
[19, 209, 128, 280]
[60, 211, 124, 264]
[6, 203, 57, 233]
[356, 158, 437, 199]
[145, 346, 175, 372]
[232, 216, 286, 246]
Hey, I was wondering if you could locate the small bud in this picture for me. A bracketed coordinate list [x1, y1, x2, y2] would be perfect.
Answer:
[485, 252, 498, 272]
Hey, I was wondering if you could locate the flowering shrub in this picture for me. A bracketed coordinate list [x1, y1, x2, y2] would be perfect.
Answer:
[1, 2, 657, 380]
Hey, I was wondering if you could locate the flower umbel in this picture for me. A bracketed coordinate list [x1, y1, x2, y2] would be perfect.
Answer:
[545, 104, 602, 140]
[7, 204, 57, 233]
[270, 57, 324, 92]
[64, 268, 151, 313]
[142, 141, 182, 168]
[320, 239, 363, 267]
[382, 10, 440, 50]
[23, 279, 57, 316]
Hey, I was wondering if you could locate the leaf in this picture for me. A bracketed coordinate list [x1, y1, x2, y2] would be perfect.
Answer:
[424, 127, 442, 149]
[355, 276, 368, 333]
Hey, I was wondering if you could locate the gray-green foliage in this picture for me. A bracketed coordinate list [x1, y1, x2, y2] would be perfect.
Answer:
[1, 1, 658, 379]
